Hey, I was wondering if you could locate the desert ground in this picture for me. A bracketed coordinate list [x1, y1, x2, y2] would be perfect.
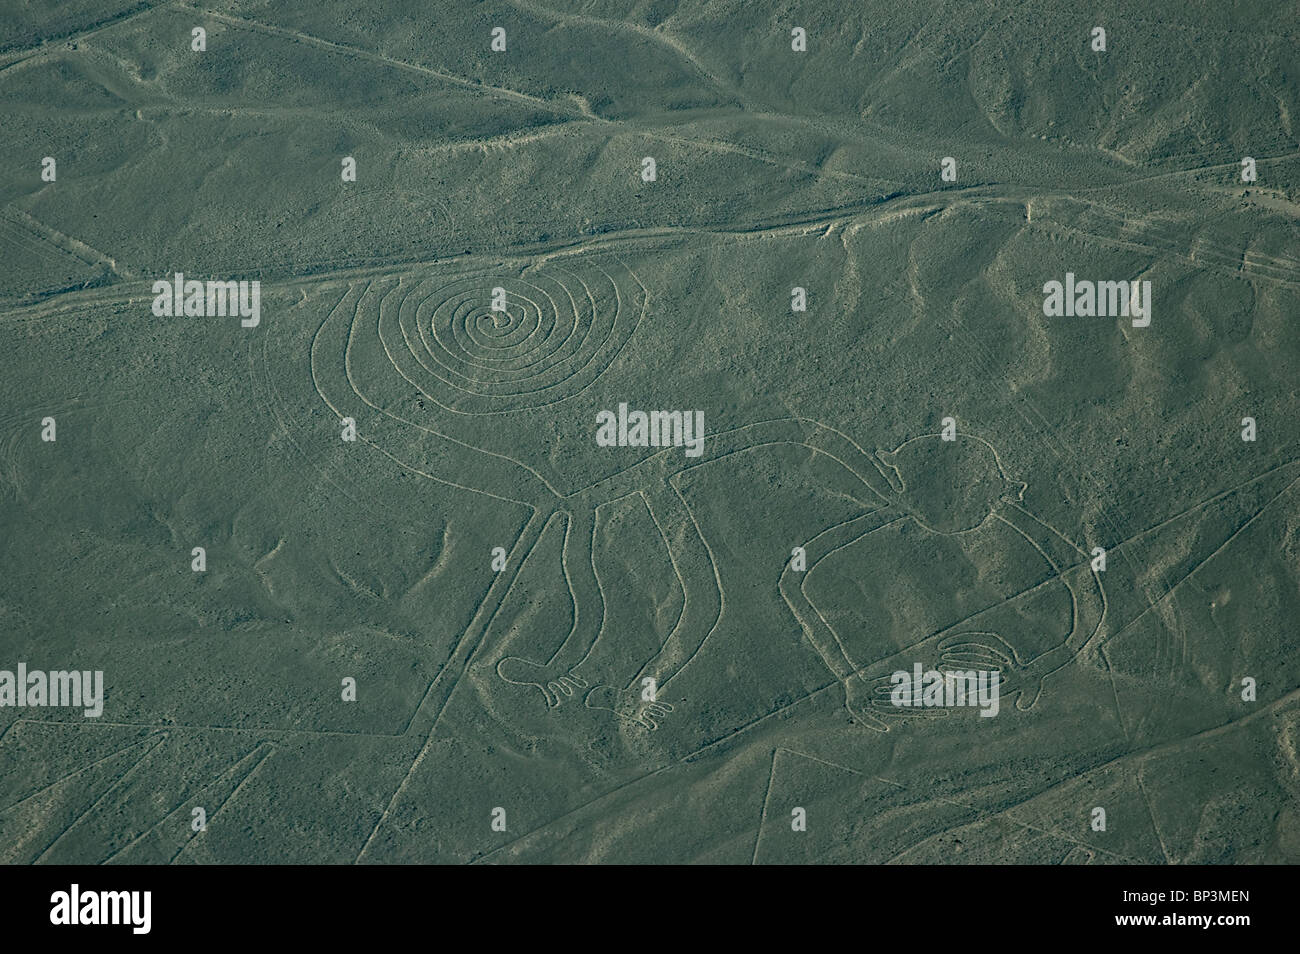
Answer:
[1, 0, 1299, 863]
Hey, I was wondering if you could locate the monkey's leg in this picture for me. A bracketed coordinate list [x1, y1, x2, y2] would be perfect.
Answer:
[496, 508, 603, 707]
[780, 509, 907, 730]
[625, 477, 722, 695]
[932, 503, 1106, 711]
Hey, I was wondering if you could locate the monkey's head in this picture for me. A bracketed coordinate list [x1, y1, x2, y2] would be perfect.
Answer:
[877, 434, 1025, 534]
